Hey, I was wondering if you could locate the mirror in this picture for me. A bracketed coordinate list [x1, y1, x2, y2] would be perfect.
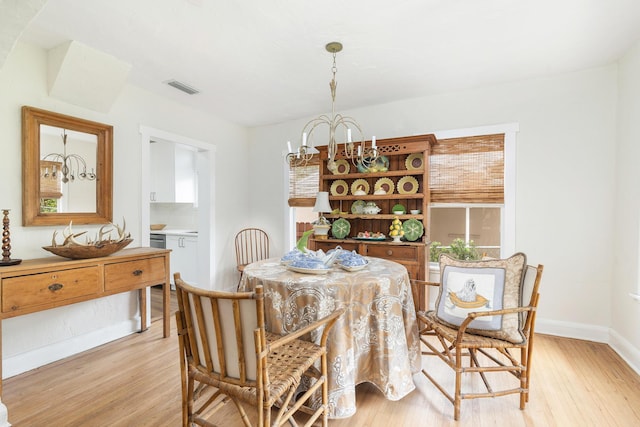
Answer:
[22, 106, 113, 226]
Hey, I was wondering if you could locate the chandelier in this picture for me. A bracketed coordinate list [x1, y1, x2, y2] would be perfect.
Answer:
[286, 42, 378, 172]
[42, 129, 97, 184]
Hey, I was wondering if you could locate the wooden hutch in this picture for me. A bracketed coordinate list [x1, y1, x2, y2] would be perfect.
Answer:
[308, 134, 436, 281]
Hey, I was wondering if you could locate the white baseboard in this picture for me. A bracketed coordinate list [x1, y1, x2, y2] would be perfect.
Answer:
[608, 329, 640, 375]
[2, 319, 140, 379]
[536, 317, 610, 343]
[536, 317, 640, 376]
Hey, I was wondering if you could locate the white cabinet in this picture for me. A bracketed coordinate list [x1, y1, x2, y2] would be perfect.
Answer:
[150, 141, 196, 203]
[166, 234, 198, 285]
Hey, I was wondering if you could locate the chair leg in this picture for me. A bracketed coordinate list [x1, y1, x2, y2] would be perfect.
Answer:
[454, 346, 462, 421]
[186, 376, 195, 427]
[322, 353, 329, 427]
[229, 398, 252, 427]
[264, 404, 271, 427]
[525, 333, 536, 403]
[236, 271, 244, 291]
[520, 347, 528, 409]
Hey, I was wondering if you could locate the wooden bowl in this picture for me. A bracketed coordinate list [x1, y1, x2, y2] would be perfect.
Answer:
[150, 224, 166, 230]
[42, 239, 133, 259]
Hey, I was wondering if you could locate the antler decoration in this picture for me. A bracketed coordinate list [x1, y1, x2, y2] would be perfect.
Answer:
[50, 219, 131, 248]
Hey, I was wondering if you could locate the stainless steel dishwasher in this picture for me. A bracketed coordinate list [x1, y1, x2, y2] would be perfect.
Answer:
[150, 233, 166, 249]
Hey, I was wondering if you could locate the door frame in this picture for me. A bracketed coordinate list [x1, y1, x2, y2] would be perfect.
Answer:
[139, 125, 216, 291]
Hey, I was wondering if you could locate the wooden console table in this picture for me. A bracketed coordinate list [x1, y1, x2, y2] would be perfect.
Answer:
[0, 247, 171, 397]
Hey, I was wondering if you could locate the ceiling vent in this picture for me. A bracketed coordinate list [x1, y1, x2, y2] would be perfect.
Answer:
[165, 79, 200, 95]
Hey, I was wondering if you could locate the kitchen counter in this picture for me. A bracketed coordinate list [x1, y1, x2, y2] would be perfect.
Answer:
[150, 229, 198, 236]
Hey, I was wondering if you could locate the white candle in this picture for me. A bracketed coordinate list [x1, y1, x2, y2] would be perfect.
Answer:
[297, 147, 301, 158]
[302, 132, 307, 146]
[287, 141, 292, 153]
[347, 128, 352, 143]
[357, 146, 362, 157]
[372, 136, 376, 148]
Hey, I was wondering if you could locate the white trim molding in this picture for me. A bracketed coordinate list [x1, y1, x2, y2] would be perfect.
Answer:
[609, 329, 640, 376]
[535, 318, 610, 343]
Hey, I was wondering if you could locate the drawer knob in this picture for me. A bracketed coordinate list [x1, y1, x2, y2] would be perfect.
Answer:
[386, 250, 393, 256]
[132, 269, 143, 276]
[48, 283, 63, 292]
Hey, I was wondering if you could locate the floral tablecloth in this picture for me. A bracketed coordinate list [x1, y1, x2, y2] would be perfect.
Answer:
[239, 257, 420, 419]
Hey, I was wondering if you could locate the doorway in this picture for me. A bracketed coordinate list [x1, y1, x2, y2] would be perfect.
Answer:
[140, 125, 216, 322]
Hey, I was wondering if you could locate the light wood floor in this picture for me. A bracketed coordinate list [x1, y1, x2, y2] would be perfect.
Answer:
[3, 290, 640, 426]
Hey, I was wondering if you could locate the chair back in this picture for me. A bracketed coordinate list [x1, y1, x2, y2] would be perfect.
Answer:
[235, 228, 270, 269]
[521, 264, 544, 331]
[175, 274, 265, 385]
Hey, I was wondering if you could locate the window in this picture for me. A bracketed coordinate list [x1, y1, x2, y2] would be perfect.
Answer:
[40, 198, 59, 213]
[430, 205, 502, 260]
[431, 125, 518, 260]
[287, 155, 320, 208]
[287, 155, 320, 245]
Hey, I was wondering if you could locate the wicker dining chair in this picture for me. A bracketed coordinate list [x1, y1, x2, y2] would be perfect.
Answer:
[411, 253, 543, 420]
[235, 228, 270, 287]
[174, 273, 344, 427]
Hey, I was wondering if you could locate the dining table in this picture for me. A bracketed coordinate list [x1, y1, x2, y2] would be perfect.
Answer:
[239, 256, 420, 419]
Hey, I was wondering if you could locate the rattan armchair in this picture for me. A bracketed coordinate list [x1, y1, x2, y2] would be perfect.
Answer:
[411, 256, 543, 420]
[174, 273, 344, 427]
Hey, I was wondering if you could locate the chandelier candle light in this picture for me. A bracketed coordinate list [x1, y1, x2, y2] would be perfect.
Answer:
[42, 129, 97, 184]
[286, 42, 378, 172]
[312, 191, 333, 239]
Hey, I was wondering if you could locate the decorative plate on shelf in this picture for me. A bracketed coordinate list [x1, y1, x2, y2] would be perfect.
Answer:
[397, 176, 419, 194]
[405, 153, 424, 170]
[374, 177, 394, 195]
[351, 200, 366, 214]
[334, 159, 350, 175]
[351, 179, 370, 195]
[402, 218, 424, 242]
[330, 179, 349, 196]
[331, 218, 351, 239]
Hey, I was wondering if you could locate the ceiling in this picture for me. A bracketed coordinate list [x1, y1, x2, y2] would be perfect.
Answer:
[6, 0, 640, 127]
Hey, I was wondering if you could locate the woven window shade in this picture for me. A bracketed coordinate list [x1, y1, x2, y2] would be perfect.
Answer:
[40, 160, 63, 199]
[430, 134, 504, 203]
[287, 155, 320, 207]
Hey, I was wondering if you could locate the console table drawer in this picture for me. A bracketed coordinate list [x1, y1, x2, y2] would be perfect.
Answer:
[2, 266, 101, 313]
[105, 257, 166, 291]
[366, 245, 419, 262]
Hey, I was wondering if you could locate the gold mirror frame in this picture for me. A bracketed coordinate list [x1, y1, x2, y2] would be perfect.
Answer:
[22, 106, 113, 226]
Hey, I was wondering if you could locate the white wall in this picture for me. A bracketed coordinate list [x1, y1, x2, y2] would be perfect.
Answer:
[611, 38, 640, 372]
[0, 42, 250, 377]
[249, 64, 624, 347]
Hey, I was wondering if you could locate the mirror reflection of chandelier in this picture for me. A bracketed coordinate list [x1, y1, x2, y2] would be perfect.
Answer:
[42, 129, 97, 184]
[286, 42, 378, 172]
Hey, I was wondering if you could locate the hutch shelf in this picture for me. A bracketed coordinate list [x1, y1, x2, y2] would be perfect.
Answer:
[309, 134, 437, 281]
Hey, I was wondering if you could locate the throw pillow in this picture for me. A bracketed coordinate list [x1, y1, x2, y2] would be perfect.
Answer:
[434, 252, 527, 344]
